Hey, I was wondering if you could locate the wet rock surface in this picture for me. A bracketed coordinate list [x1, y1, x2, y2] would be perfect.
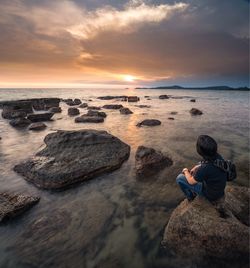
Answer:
[136, 119, 161, 127]
[14, 130, 130, 189]
[162, 185, 250, 261]
[68, 107, 80, 116]
[87, 106, 101, 110]
[0, 192, 40, 223]
[2, 108, 27, 120]
[103, 104, 123, 109]
[79, 103, 88, 108]
[190, 108, 203, 115]
[97, 96, 127, 100]
[135, 105, 151, 108]
[28, 122, 47, 131]
[87, 110, 107, 118]
[9, 118, 31, 128]
[120, 107, 133, 114]
[49, 107, 62, 113]
[75, 115, 104, 123]
[65, 99, 82, 106]
[190, 99, 196, 102]
[128, 96, 139, 102]
[27, 113, 54, 122]
[135, 146, 173, 177]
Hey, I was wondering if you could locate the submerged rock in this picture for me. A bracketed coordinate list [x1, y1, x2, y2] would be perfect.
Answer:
[29, 122, 47, 131]
[162, 186, 249, 261]
[190, 108, 203, 115]
[49, 107, 62, 113]
[170, 111, 178, 115]
[0, 192, 40, 223]
[120, 107, 133, 115]
[14, 130, 130, 189]
[168, 117, 175, 120]
[102, 104, 123, 109]
[97, 95, 127, 100]
[159, 95, 169, 99]
[87, 110, 107, 118]
[135, 105, 151, 108]
[136, 119, 161, 127]
[27, 113, 54, 122]
[9, 118, 31, 128]
[75, 115, 104, 123]
[135, 146, 173, 177]
[68, 107, 80, 116]
[190, 99, 196, 102]
[65, 99, 81, 106]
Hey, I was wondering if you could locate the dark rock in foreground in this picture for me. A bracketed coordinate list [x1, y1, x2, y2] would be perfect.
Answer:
[135, 146, 173, 177]
[159, 95, 169, 99]
[120, 107, 133, 115]
[87, 110, 107, 118]
[2, 108, 27, 120]
[9, 118, 31, 128]
[137, 119, 161, 127]
[29, 122, 47, 131]
[168, 117, 175, 120]
[103, 104, 123, 109]
[14, 130, 130, 189]
[190, 99, 196, 102]
[75, 115, 104, 123]
[190, 108, 203, 115]
[27, 113, 54, 122]
[68, 107, 80, 116]
[162, 186, 249, 261]
[0, 192, 40, 223]
[64, 98, 81, 106]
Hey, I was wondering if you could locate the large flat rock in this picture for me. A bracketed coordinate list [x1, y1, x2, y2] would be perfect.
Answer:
[162, 185, 249, 262]
[0, 192, 40, 223]
[14, 130, 130, 189]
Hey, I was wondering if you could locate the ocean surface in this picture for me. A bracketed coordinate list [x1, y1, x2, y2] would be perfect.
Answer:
[0, 88, 249, 268]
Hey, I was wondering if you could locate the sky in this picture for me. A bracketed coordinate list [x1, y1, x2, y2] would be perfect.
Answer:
[0, 0, 249, 88]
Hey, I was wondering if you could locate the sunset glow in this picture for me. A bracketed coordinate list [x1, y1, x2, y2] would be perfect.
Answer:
[123, 75, 136, 82]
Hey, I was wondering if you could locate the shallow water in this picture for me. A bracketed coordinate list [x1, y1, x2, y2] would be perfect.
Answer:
[0, 88, 249, 268]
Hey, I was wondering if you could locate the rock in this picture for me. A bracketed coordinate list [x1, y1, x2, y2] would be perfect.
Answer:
[0, 192, 40, 223]
[65, 99, 81, 106]
[9, 118, 31, 128]
[0, 98, 60, 112]
[79, 103, 88, 108]
[159, 95, 169, 99]
[27, 113, 54, 122]
[190, 108, 203, 115]
[103, 104, 123, 109]
[135, 105, 151, 108]
[68, 107, 80, 116]
[135, 146, 173, 177]
[190, 99, 196, 102]
[97, 96, 127, 100]
[49, 107, 62, 113]
[162, 186, 250, 261]
[75, 115, 104, 123]
[87, 106, 101, 110]
[29, 122, 47, 131]
[120, 107, 133, 115]
[136, 119, 161, 127]
[14, 130, 130, 189]
[128, 96, 139, 102]
[170, 111, 178, 115]
[144, 96, 150, 98]
[2, 108, 27, 119]
[168, 117, 175, 120]
[87, 110, 107, 118]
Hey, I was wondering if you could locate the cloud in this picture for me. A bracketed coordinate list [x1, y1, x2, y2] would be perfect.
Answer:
[67, 1, 188, 39]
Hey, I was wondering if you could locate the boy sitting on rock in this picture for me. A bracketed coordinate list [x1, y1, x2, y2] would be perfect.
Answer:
[176, 135, 228, 202]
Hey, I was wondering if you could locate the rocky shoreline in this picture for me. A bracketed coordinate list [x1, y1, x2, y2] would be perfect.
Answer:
[0, 96, 248, 266]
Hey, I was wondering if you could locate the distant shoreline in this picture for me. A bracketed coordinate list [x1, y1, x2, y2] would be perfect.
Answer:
[135, 85, 250, 91]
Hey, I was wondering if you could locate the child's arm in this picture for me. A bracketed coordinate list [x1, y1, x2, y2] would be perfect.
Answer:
[182, 168, 198, 185]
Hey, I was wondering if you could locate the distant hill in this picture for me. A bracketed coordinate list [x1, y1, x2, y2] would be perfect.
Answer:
[135, 85, 250, 91]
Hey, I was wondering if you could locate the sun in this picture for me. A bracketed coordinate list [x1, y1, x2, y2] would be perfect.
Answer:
[123, 75, 135, 82]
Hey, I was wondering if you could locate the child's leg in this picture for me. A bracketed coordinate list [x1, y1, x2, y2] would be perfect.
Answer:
[176, 173, 202, 200]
